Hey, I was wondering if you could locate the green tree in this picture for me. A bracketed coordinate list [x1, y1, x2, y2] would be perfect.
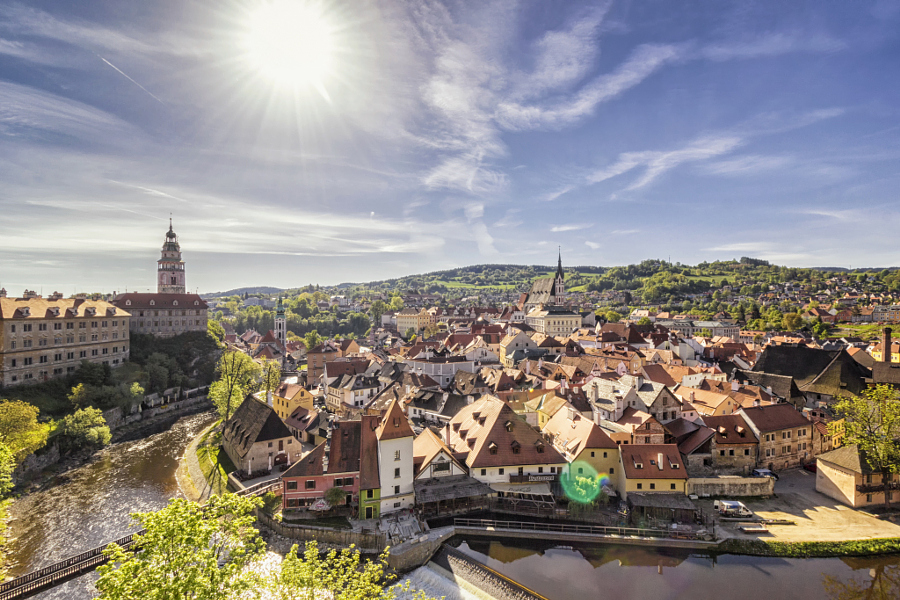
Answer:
[369, 299, 388, 324]
[268, 541, 434, 600]
[831, 385, 900, 509]
[209, 351, 261, 423]
[0, 400, 48, 460]
[59, 407, 111, 451]
[782, 312, 803, 331]
[207, 319, 226, 343]
[259, 358, 282, 396]
[324, 485, 347, 507]
[404, 327, 416, 341]
[604, 310, 621, 323]
[67, 383, 90, 408]
[95, 494, 265, 600]
[389, 296, 404, 311]
[303, 330, 323, 351]
[0, 442, 14, 497]
[636, 317, 652, 326]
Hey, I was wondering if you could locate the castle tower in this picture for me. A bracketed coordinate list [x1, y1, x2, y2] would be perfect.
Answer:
[553, 249, 565, 300]
[157, 219, 186, 294]
[275, 296, 287, 350]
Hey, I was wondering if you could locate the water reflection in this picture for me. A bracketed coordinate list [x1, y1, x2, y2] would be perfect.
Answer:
[824, 561, 900, 600]
[455, 539, 900, 600]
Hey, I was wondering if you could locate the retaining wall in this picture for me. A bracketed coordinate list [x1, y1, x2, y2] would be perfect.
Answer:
[255, 510, 387, 550]
[687, 476, 774, 497]
[387, 527, 455, 572]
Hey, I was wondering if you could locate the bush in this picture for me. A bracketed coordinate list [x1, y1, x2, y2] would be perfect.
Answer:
[59, 407, 111, 451]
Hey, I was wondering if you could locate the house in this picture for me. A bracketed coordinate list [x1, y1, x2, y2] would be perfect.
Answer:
[284, 405, 324, 445]
[816, 444, 899, 508]
[271, 382, 315, 421]
[739, 404, 813, 470]
[412, 428, 493, 517]
[542, 407, 620, 491]
[702, 414, 759, 471]
[222, 394, 297, 476]
[281, 418, 365, 511]
[750, 345, 870, 406]
[375, 398, 416, 515]
[307, 341, 341, 383]
[617, 444, 688, 500]
[443, 396, 566, 494]
[616, 408, 666, 445]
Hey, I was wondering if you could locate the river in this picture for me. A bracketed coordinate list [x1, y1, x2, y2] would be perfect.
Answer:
[6, 411, 218, 599]
[6, 413, 900, 600]
[455, 539, 900, 600]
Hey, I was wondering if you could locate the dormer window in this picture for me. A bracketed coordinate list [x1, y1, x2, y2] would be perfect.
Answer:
[452, 423, 461, 432]
[150, 300, 155, 306]
[505, 420, 513, 432]
[511, 440, 520, 454]
[194, 301, 199, 305]
[488, 441, 498, 454]
[173, 300, 178, 306]
[126, 300, 132, 306]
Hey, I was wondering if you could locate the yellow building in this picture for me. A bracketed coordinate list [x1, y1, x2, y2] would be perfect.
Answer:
[870, 341, 900, 363]
[542, 407, 620, 492]
[269, 382, 315, 421]
[617, 444, 688, 500]
[525, 306, 581, 337]
[396, 308, 430, 335]
[817, 444, 898, 508]
[0, 292, 130, 387]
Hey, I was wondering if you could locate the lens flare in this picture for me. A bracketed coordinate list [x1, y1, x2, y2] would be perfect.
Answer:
[560, 461, 608, 504]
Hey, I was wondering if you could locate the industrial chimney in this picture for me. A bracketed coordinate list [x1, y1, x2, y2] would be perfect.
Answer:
[883, 327, 893, 363]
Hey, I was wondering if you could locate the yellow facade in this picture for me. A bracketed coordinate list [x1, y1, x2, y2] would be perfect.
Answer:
[273, 387, 315, 420]
[622, 478, 686, 497]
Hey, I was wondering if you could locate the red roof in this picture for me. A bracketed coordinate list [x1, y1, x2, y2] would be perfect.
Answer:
[113, 292, 208, 309]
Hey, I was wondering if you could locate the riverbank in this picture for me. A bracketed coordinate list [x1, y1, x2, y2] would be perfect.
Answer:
[176, 417, 230, 503]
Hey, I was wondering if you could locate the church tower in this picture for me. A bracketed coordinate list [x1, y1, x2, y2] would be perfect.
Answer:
[553, 249, 565, 300]
[157, 219, 186, 294]
[274, 296, 287, 350]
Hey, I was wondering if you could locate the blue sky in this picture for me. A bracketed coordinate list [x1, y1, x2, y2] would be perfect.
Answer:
[1, 0, 899, 294]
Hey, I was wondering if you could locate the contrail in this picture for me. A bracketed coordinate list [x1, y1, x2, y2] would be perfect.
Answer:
[97, 54, 165, 105]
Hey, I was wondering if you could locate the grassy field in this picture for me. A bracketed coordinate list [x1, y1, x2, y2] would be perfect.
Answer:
[829, 322, 888, 341]
[195, 422, 237, 496]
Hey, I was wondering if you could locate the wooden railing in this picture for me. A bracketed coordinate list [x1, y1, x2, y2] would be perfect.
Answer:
[454, 518, 684, 539]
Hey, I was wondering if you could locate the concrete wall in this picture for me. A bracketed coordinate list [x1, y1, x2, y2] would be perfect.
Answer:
[815, 460, 857, 506]
[687, 476, 774, 497]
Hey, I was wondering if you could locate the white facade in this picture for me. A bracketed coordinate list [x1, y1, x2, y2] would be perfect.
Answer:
[377, 435, 415, 514]
[468, 463, 566, 484]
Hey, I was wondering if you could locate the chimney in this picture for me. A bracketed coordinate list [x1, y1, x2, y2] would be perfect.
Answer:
[266, 391, 273, 407]
[883, 327, 893, 363]
[657, 453, 664, 470]
[731, 379, 739, 392]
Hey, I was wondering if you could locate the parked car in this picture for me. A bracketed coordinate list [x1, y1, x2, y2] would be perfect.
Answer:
[713, 500, 754, 518]
[751, 468, 779, 480]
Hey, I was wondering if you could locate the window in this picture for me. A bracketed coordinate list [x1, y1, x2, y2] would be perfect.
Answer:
[637, 483, 643, 490]
[305, 480, 316, 490]
[394, 485, 400, 494]
[867, 494, 873, 503]
[394, 450, 400, 461]
[729, 449, 735, 456]
[480, 469, 486, 476]
[10, 359, 16, 367]
[366, 489, 374, 499]
[268, 442, 273, 448]
[287, 481, 297, 490]
[394, 467, 400, 478]
[591, 451, 595, 457]
[650, 483, 655, 490]
[670, 483, 676, 490]
[720, 450, 725, 456]
[603, 451, 608, 458]
[498, 468, 504, 475]
[394, 502, 401, 508]
[609, 467, 614, 474]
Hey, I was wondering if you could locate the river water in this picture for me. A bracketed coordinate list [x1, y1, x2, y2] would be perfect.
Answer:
[456, 539, 900, 600]
[7, 413, 899, 600]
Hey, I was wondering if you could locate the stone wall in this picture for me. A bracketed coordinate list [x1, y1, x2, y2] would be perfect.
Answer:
[12, 442, 60, 484]
[687, 476, 774, 497]
[256, 510, 387, 550]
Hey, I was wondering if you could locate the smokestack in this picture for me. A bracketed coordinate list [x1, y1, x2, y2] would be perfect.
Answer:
[657, 453, 664, 470]
[883, 328, 893, 364]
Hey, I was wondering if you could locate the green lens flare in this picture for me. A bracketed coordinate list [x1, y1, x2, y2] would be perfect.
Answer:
[560, 461, 610, 504]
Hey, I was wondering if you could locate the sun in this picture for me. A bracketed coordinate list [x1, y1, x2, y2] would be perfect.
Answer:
[243, 0, 335, 90]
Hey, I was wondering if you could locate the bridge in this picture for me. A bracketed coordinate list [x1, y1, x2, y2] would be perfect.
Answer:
[0, 480, 280, 600]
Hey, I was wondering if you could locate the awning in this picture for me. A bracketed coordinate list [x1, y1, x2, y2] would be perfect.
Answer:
[490, 482, 552, 496]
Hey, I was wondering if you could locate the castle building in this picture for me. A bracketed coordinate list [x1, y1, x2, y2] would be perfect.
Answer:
[0, 292, 131, 387]
[113, 221, 208, 338]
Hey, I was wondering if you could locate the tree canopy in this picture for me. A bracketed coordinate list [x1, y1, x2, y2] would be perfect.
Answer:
[209, 351, 261, 422]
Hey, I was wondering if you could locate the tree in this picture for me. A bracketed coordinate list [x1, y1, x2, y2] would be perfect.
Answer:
[95, 493, 265, 600]
[369, 299, 388, 324]
[303, 330, 323, 351]
[324, 485, 347, 507]
[207, 319, 226, 343]
[782, 312, 803, 331]
[59, 407, 111, 451]
[209, 351, 261, 423]
[268, 541, 434, 600]
[68, 383, 90, 408]
[604, 310, 621, 323]
[0, 442, 14, 497]
[0, 400, 48, 460]
[259, 358, 282, 396]
[830, 385, 900, 509]
[404, 327, 416, 341]
[636, 317, 652, 326]
[389, 296, 404, 311]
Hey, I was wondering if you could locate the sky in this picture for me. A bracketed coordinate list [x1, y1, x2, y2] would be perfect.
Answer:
[1, 0, 899, 294]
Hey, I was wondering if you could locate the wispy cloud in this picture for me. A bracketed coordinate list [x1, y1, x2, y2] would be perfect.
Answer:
[551, 223, 592, 232]
[585, 241, 601, 249]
